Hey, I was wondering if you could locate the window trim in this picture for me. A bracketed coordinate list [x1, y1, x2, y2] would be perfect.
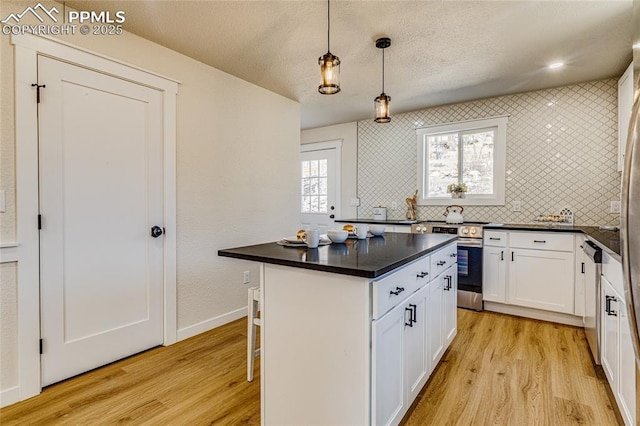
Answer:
[416, 116, 507, 206]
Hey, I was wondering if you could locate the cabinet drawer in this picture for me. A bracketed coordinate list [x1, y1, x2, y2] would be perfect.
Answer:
[372, 268, 410, 320]
[602, 251, 624, 296]
[484, 231, 506, 247]
[509, 231, 574, 252]
[405, 256, 431, 294]
[430, 243, 457, 278]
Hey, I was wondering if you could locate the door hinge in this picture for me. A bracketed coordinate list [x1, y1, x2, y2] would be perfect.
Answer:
[31, 83, 46, 103]
[38, 214, 42, 230]
[39, 338, 43, 354]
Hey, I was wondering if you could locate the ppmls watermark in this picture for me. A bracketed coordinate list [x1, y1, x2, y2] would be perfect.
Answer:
[2, 2, 126, 36]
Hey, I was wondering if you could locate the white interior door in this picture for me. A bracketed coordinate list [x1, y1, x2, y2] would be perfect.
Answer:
[38, 55, 164, 386]
[300, 143, 340, 234]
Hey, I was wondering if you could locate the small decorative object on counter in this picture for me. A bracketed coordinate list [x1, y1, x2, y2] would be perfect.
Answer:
[447, 183, 468, 199]
[533, 208, 574, 226]
[372, 206, 387, 221]
[405, 190, 418, 220]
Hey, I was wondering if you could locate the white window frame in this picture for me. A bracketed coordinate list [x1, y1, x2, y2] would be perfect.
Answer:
[416, 116, 507, 206]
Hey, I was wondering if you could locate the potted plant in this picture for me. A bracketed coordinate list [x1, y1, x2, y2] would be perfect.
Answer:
[447, 183, 468, 199]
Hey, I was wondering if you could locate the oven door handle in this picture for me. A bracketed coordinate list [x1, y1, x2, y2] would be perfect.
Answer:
[457, 241, 483, 248]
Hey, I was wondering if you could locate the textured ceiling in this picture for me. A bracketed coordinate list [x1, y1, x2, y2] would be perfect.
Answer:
[65, 0, 633, 130]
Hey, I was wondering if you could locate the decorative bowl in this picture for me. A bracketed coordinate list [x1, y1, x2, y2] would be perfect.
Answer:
[327, 230, 349, 243]
[369, 225, 385, 236]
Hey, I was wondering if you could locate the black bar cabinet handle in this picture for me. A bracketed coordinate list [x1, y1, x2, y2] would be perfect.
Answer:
[405, 306, 413, 327]
[489, 237, 501, 240]
[533, 240, 546, 243]
[511, 251, 514, 261]
[409, 304, 417, 322]
[390, 286, 405, 296]
[581, 262, 585, 274]
[606, 295, 618, 316]
[501, 251, 504, 261]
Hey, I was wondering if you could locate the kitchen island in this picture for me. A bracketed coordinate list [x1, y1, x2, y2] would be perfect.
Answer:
[219, 233, 458, 425]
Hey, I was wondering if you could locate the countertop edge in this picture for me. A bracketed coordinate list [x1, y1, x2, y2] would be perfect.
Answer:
[334, 218, 422, 225]
[218, 236, 456, 279]
[484, 224, 621, 258]
[218, 249, 375, 278]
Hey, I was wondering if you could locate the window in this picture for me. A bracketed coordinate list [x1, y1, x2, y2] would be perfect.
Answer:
[417, 116, 507, 206]
[301, 159, 328, 213]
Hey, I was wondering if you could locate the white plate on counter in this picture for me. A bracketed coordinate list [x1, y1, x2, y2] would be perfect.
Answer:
[277, 239, 331, 248]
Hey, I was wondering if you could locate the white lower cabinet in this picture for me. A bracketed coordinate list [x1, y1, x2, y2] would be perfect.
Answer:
[443, 266, 457, 347]
[483, 230, 576, 315]
[372, 285, 431, 426]
[428, 274, 444, 367]
[372, 243, 457, 426]
[601, 273, 636, 426]
[404, 286, 431, 404]
[372, 303, 405, 426]
[508, 248, 574, 313]
[483, 246, 506, 303]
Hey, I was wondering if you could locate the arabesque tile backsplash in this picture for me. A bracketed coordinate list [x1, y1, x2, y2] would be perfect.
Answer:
[357, 79, 620, 226]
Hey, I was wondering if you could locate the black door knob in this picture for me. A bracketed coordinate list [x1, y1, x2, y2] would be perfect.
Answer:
[330, 214, 335, 219]
[151, 226, 164, 238]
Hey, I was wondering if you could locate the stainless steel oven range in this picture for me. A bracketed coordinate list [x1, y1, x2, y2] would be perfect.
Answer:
[412, 221, 485, 311]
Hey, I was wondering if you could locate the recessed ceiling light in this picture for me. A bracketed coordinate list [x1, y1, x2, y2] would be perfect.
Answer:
[548, 62, 564, 70]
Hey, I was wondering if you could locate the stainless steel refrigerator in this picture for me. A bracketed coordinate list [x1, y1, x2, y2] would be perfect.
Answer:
[621, 0, 640, 423]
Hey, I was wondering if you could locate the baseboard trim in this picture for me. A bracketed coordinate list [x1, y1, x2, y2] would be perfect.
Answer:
[0, 386, 20, 408]
[484, 302, 583, 327]
[176, 306, 247, 342]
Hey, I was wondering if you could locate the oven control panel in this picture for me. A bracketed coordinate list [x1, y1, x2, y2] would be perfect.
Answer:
[411, 223, 483, 239]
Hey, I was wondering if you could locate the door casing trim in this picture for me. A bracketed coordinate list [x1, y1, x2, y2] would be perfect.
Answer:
[300, 140, 343, 226]
[9, 32, 178, 403]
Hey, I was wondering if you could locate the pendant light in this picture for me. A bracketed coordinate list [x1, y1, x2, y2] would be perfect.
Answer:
[374, 37, 391, 123]
[318, 0, 340, 94]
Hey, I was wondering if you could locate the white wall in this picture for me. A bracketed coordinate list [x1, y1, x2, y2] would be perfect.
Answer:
[301, 122, 358, 220]
[0, 0, 300, 404]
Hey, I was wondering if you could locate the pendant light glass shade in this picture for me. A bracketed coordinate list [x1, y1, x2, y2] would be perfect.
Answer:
[374, 93, 391, 123]
[319, 52, 341, 94]
[374, 37, 391, 123]
[318, 0, 340, 95]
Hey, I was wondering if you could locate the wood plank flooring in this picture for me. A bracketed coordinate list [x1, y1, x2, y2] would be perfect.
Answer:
[1, 309, 621, 425]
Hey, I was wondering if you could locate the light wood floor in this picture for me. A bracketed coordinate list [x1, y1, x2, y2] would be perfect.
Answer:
[1, 309, 621, 425]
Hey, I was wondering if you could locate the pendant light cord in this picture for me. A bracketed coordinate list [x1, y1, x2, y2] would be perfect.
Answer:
[327, 0, 331, 52]
[382, 48, 385, 93]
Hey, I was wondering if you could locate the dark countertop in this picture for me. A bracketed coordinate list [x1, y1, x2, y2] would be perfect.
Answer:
[335, 218, 423, 225]
[484, 223, 621, 257]
[218, 233, 456, 279]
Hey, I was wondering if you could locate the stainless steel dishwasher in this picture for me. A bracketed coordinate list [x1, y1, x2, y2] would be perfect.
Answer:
[583, 240, 603, 364]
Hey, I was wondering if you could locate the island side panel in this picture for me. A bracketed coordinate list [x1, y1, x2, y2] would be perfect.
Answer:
[261, 263, 371, 425]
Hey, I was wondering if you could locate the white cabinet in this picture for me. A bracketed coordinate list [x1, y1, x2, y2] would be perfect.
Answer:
[508, 248, 574, 313]
[372, 242, 457, 426]
[601, 257, 636, 426]
[574, 235, 586, 317]
[372, 303, 405, 426]
[483, 230, 575, 315]
[443, 266, 457, 347]
[427, 262, 457, 368]
[404, 285, 431, 404]
[483, 231, 507, 303]
[618, 62, 634, 172]
[428, 273, 445, 366]
[619, 299, 636, 426]
[372, 285, 431, 426]
[601, 275, 619, 390]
